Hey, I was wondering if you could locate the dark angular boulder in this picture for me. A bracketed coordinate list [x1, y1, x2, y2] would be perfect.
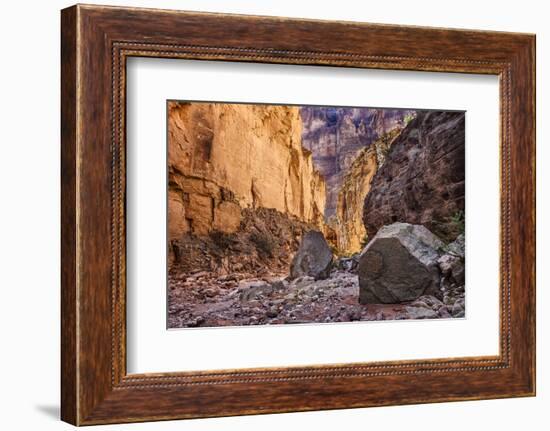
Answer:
[290, 231, 333, 280]
[357, 223, 443, 304]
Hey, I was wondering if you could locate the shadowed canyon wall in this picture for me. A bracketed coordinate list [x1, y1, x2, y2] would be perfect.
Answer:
[168, 102, 326, 241]
[300, 107, 413, 218]
[363, 111, 466, 242]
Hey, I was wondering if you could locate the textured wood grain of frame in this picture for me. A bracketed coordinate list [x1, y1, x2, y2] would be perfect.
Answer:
[61, 4, 535, 425]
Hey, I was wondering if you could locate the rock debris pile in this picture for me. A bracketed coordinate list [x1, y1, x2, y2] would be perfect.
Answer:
[168, 223, 465, 328]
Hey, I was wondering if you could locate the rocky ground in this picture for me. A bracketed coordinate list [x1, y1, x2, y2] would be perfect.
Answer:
[167, 265, 464, 329]
[166, 108, 467, 329]
[168, 221, 465, 329]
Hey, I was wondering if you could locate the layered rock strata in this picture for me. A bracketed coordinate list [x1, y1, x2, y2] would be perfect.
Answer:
[168, 102, 326, 241]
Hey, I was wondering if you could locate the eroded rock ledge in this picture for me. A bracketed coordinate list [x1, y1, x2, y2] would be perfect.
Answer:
[168, 102, 326, 242]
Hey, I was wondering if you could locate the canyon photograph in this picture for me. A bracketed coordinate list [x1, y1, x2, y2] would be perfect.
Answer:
[167, 101, 466, 329]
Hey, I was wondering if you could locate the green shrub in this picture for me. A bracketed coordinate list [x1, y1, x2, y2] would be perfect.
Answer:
[249, 230, 276, 257]
[360, 233, 369, 249]
[403, 113, 416, 125]
[209, 230, 235, 250]
[449, 210, 465, 235]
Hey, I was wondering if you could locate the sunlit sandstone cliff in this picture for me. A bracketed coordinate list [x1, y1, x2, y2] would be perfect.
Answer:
[335, 147, 378, 254]
[168, 102, 326, 240]
[334, 129, 402, 254]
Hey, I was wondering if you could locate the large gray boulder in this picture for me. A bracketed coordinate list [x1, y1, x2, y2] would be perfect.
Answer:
[290, 231, 333, 280]
[357, 223, 444, 304]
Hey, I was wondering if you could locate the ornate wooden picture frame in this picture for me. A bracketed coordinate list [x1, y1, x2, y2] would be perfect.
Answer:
[61, 4, 535, 425]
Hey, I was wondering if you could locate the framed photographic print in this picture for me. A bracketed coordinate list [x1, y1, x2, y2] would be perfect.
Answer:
[61, 4, 536, 425]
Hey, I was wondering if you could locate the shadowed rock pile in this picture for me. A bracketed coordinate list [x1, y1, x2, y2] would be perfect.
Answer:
[169, 207, 316, 277]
